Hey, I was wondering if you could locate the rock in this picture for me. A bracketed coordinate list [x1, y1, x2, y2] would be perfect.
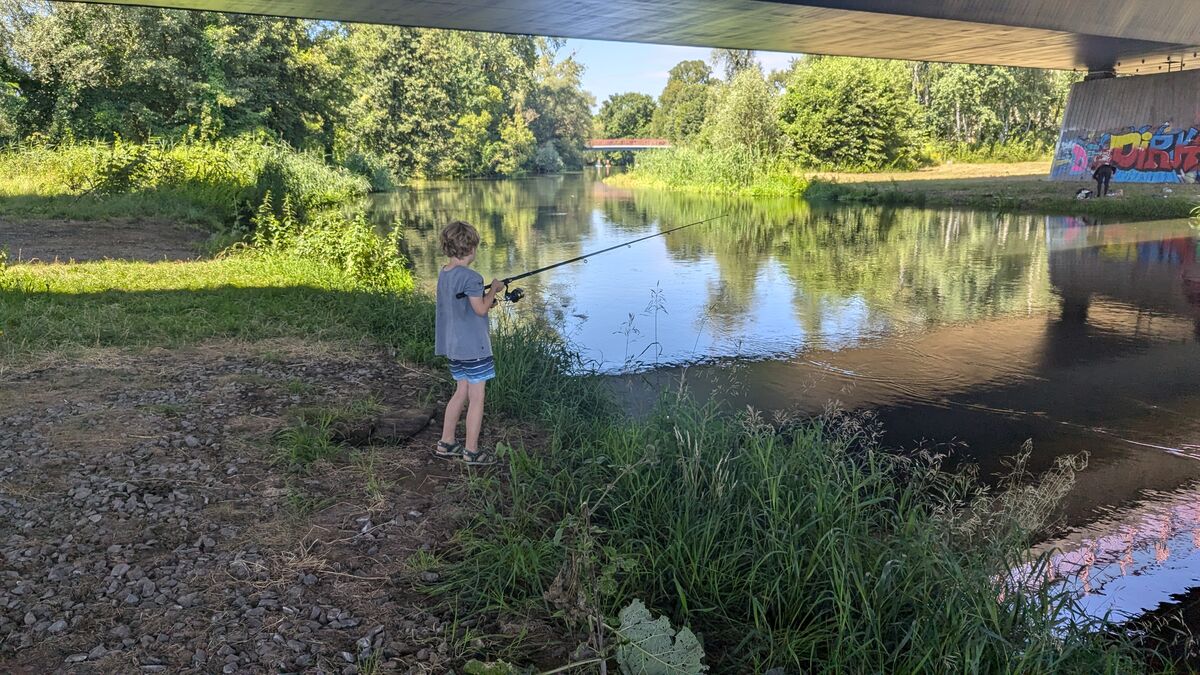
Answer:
[111, 624, 131, 639]
[229, 560, 250, 580]
[370, 408, 434, 444]
[47, 619, 68, 634]
[64, 654, 88, 664]
[419, 572, 439, 583]
[184, 435, 200, 448]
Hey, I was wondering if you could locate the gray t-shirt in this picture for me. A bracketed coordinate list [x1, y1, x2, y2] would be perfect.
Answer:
[435, 265, 492, 360]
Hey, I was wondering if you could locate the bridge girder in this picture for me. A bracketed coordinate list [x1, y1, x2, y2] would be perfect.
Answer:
[72, 0, 1200, 75]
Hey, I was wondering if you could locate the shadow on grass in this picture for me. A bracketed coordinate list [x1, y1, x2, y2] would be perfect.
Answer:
[1, 285, 436, 365]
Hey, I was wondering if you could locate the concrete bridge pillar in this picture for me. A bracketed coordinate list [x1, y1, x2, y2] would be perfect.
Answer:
[1052, 70, 1200, 184]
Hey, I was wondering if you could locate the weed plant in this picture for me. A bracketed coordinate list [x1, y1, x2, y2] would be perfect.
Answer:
[443, 322, 1150, 673]
[609, 145, 809, 197]
[0, 135, 370, 227]
[924, 139, 1053, 165]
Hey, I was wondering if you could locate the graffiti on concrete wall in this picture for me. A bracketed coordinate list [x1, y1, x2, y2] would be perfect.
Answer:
[1052, 124, 1200, 184]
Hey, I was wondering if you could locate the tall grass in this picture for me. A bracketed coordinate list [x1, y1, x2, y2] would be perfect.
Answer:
[610, 145, 809, 197]
[442, 322, 1150, 672]
[0, 136, 370, 227]
[924, 139, 1054, 165]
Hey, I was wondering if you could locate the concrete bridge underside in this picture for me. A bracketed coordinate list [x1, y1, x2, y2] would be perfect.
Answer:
[78, 0, 1200, 76]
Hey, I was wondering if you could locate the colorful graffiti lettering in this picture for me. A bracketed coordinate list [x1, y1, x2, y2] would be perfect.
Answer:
[1052, 123, 1200, 184]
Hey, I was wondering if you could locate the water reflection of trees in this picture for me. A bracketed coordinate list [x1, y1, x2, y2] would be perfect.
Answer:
[375, 173, 1056, 343]
[599, 187, 1054, 330]
[369, 175, 593, 280]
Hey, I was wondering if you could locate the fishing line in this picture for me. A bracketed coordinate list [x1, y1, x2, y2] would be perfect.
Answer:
[456, 213, 729, 303]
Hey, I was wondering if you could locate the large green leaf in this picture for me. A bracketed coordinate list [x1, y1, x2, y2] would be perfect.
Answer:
[614, 600, 706, 675]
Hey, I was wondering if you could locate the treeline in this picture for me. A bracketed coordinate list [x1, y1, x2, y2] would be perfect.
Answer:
[0, 1, 593, 184]
[596, 51, 1078, 172]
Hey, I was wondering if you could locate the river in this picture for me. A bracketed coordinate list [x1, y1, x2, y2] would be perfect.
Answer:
[370, 169, 1200, 623]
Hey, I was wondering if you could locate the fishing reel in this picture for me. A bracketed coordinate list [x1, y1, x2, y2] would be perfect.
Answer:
[503, 286, 526, 303]
[456, 282, 524, 303]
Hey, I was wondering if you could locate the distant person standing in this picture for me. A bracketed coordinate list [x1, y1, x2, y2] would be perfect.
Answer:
[1092, 152, 1116, 197]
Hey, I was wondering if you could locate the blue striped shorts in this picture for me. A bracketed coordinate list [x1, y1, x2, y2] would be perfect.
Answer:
[448, 356, 496, 383]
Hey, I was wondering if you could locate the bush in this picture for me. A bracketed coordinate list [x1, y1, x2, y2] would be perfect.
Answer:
[444, 357, 1145, 671]
[0, 136, 370, 227]
[609, 144, 807, 196]
[533, 141, 564, 174]
[925, 138, 1053, 164]
[779, 56, 924, 171]
[338, 149, 398, 192]
[247, 191, 411, 292]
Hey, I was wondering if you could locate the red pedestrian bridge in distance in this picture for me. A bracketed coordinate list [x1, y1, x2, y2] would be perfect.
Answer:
[585, 138, 672, 150]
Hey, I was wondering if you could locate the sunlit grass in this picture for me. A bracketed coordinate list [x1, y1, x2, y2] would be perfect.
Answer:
[0, 255, 434, 362]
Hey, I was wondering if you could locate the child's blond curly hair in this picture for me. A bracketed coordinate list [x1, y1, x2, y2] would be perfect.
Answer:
[440, 220, 480, 259]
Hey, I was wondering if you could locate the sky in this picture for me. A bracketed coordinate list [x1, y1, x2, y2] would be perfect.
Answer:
[561, 39, 800, 109]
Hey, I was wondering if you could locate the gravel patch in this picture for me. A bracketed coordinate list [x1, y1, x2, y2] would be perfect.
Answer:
[0, 340, 509, 673]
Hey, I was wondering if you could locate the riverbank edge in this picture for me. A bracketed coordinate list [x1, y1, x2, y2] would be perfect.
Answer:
[607, 170, 1199, 219]
[0, 203, 1170, 672]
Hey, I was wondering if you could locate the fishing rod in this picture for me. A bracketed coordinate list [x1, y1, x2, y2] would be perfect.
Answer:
[457, 213, 728, 303]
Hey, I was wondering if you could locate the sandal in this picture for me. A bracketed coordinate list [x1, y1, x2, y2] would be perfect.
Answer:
[434, 440, 463, 459]
[463, 448, 498, 467]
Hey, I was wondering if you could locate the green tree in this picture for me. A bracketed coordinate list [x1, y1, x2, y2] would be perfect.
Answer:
[338, 25, 538, 178]
[710, 48, 757, 81]
[3, 3, 347, 146]
[779, 56, 923, 171]
[596, 91, 656, 138]
[492, 107, 536, 175]
[527, 42, 594, 170]
[703, 67, 779, 157]
[919, 63, 1073, 147]
[652, 59, 712, 143]
[595, 91, 656, 164]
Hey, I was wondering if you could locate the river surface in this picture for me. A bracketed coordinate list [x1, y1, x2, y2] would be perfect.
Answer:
[370, 169, 1200, 622]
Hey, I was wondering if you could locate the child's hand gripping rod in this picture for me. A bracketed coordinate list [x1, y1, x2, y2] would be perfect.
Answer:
[455, 213, 728, 303]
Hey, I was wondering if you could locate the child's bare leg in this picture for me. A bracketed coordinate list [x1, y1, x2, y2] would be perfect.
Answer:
[441, 380, 468, 443]
[464, 381, 486, 451]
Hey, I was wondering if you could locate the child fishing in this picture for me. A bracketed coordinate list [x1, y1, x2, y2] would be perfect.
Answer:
[434, 220, 503, 466]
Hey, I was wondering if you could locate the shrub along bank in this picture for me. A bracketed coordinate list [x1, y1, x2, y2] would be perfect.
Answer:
[0, 137, 371, 228]
[611, 146, 1198, 219]
[442, 335, 1153, 672]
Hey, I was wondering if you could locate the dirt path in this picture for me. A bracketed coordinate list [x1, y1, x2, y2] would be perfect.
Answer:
[813, 161, 1052, 183]
[0, 339, 524, 673]
[0, 218, 207, 263]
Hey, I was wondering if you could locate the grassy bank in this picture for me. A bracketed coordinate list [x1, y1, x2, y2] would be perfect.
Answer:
[613, 149, 1200, 218]
[609, 145, 810, 197]
[806, 175, 1200, 219]
[0, 137, 371, 229]
[4, 247, 1154, 672]
[443, 339, 1155, 671]
[0, 190, 423, 362]
[2, 190, 1165, 672]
